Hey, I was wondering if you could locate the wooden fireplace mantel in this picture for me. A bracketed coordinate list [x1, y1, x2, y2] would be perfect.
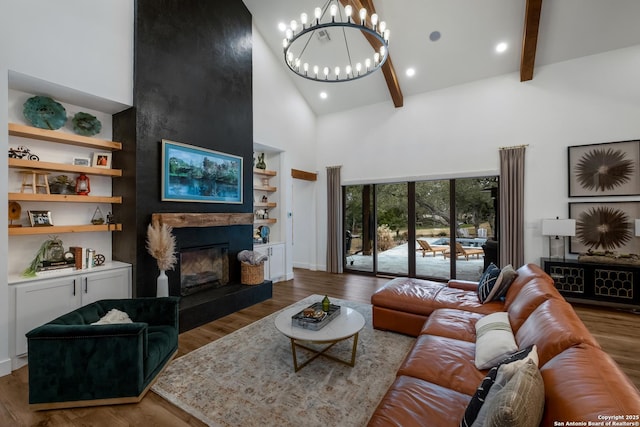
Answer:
[151, 213, 254, 228]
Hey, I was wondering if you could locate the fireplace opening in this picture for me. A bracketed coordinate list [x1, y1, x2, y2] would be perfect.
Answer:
[180, 244, 229, 296]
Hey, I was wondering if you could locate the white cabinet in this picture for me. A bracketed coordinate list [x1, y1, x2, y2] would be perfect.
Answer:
[11, 263, 131, 358]
[255, 243, 285, 283]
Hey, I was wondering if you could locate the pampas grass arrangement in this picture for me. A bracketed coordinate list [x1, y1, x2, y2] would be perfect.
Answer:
[146, 222, 177, 271]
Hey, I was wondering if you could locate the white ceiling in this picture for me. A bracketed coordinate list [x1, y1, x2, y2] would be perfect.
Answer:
[242, 0, 640, 116]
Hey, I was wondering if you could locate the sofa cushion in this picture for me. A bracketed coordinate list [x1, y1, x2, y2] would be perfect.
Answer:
[503, 264, 553, 309]
[397, 335, 486, 396]
[367, 376, 472, 427]
[515, 299, 600, 366]
[485, 264, 518, 302]
[478, 263, 501, 303]
[476, 359, 545, 427]
[506, 276, 563, 333]
[459, 366, 498, 427]
[371, 277, 446, 316]
[540, 344, 640, 425]
[433, 287, 504, 315]
[420, 309, 485, 342]
[475, 312, 517, 369]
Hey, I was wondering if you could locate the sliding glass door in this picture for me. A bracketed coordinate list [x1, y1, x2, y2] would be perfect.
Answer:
[375, 183, 409, 276]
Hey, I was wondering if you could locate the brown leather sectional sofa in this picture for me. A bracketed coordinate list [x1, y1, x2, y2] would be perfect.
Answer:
[368, 264, 640, 426]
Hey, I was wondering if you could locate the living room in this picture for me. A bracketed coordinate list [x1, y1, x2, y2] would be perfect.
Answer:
[1, 0, 640, 425]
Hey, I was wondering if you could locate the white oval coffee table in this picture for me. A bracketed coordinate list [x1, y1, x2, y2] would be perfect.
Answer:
[275, 303, 365, 372]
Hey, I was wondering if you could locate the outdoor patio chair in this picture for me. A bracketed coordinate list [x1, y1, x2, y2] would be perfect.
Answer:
[416, 239, 449, 257]
[444, 242, 484, 261]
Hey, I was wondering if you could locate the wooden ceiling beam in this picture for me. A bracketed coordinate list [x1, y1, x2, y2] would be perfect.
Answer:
[520, 0, 543, 81]
[339, 0, 403, 107]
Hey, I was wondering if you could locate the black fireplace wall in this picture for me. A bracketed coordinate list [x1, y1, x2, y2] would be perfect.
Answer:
[112, 0, 253, 297]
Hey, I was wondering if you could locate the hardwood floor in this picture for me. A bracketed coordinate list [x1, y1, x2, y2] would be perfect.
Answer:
[0, 269, 638, 426]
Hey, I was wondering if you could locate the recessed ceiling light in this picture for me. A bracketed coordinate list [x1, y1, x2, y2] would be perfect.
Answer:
[495, 42, 508, 53]
[406, 68, 416, 77]
[429, 31, 441, 42]
[320, 92, 328, 99]
[278, 22, 287, 32]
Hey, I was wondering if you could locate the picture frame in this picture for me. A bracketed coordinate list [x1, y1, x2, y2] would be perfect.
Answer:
[73, 157, 91, 167]
[569, 201, 640, 254]
[92, 152, 112, 168]
[161, 139, 243, 203]
[568, 140, 640, 197]
[28, 210, 53, 227]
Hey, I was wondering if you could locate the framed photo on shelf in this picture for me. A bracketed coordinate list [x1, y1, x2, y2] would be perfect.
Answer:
[28, 210, 53, 227]
[568, 140, 640, 197]
[73, 157, 91, 166]
[92, 152, 112, 168]
[569, 201, 640, 254]
[161, 139, 243, 203]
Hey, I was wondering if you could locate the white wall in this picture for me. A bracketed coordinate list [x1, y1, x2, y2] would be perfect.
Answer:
[315, 45, 640, 271]
[0, 0, 134, 376]
[251, 24, 319, 272]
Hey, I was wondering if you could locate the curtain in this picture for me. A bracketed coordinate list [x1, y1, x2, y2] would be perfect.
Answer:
[499, 146, 526, 267]
[326, 166, 343, 273]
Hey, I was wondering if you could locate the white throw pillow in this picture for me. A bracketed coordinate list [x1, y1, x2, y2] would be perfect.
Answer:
[475, 312, 517, 369]
[91, 308, 133, 325]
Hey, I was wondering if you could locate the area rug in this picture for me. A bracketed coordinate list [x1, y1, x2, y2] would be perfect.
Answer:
[152, 295, 415, 427]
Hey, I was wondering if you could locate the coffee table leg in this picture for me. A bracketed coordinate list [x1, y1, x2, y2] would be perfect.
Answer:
[349, 332, 359, 366]
[290, 338, 300, 372]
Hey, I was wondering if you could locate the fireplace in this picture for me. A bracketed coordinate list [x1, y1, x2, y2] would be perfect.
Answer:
[180, 244, 229, 296]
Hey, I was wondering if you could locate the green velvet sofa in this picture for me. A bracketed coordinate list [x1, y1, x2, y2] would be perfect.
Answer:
[26, 297, 179, 410]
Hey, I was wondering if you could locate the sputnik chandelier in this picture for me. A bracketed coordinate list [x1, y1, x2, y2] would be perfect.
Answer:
[282, 0, 390, 82]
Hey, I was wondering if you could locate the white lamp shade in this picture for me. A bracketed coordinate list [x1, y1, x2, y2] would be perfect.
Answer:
[542, 219, 576, 237]
[636, 219, 640, 236]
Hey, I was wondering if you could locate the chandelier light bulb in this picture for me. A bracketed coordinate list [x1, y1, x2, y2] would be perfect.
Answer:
[374, 52, 380, 65]
[295, 58, 301, 69]
[379, 21, 386, 34]
[300, 13, 308, 27]
[356, 62, 362, 74]
[287, 51, 294, 64]
[285, 28, 293, 40]
[344, 5, 352, 21]
[278, 22, 287, 32]
[335, 66, 340, 79]
[290, 20, 298, 32]
[282, 38, 288, 48]
[346, 65, 352, 76]
[303, 62, 309, 72]
[359, 8, 367, 24]
[314, 7, 322, 22]
[384, 29, 390, 42]
[371, 13, 378, 29]
[330, 4, 338, 19]
[365, 58, 371, 70]
[323, 67, 330, 79]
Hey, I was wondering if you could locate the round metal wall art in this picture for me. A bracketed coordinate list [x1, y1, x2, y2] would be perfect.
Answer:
[23, 96, 67, 130]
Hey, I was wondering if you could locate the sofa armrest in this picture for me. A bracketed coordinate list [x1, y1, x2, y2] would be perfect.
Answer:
[447, 280, 479, 291]
[26, 322, 146, 339]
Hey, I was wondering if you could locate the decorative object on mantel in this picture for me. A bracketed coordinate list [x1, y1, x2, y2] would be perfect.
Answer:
[23, 96, 67, 130]
[146, 222, 177, 297]
[8, 145, 39, 160]
[23, 235, 66, 277]
[255, 152, 266, 170]
[75, 173, 90, 195]
[72, 112, 102, 136]
[282, 0, 390, 83]
[578, 250, 640, 266]
[8, 201, 22, 227]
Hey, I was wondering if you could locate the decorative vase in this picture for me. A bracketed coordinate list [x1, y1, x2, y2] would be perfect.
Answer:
[157, 270, 169, 297]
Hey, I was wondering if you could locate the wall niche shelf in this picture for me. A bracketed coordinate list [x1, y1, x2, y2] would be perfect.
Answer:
[254, 201, 277, 208]
[9, 193, 122, 204]
[8, 158, 122, 177]
[253, 168, 278, 226]
[9, 224, 123, 236]
[9, 123, 122, 151]
[254, 218, 277, 225]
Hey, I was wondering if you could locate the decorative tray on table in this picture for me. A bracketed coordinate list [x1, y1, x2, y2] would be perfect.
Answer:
[291, 302, 341, 331]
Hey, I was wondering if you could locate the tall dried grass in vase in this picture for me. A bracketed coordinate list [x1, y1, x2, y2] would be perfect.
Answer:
[146, 222, 177, 271]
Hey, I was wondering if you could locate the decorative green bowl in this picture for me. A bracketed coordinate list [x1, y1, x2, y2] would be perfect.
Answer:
[23, 96, 67, 130]
[72, 112, 102, 136]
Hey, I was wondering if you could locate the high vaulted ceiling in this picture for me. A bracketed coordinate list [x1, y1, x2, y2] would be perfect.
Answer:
[242, 0, 640, 116]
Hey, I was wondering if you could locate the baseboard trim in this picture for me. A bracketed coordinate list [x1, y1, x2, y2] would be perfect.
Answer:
[0, 357, 12, 377]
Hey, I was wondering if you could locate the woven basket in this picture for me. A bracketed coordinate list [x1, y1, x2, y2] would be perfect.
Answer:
[241, 261, 264, 285]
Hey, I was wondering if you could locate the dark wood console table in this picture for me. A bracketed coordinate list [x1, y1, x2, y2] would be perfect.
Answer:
[541, 258, 640, 309]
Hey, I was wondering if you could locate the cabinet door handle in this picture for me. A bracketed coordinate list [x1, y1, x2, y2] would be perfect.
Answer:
[84, 277, 88, 293]
[73, 279, 76, 296]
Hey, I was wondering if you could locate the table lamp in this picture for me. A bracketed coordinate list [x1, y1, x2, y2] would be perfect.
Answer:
[542, 217, 576, 260]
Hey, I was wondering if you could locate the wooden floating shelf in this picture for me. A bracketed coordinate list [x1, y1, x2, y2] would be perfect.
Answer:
[254, 202, 277, 208]
[253, 169, 277, 176]
[9, 224, 122, 236]
[254, 185, 277, 192]
[254, 218, 277, 225]
[9, 123, 122, 151]
[8, 193, 122, 204]
[9, 158, 122, 177]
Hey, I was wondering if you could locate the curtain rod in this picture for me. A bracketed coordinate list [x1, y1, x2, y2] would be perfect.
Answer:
[499, 144, 529, 150]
